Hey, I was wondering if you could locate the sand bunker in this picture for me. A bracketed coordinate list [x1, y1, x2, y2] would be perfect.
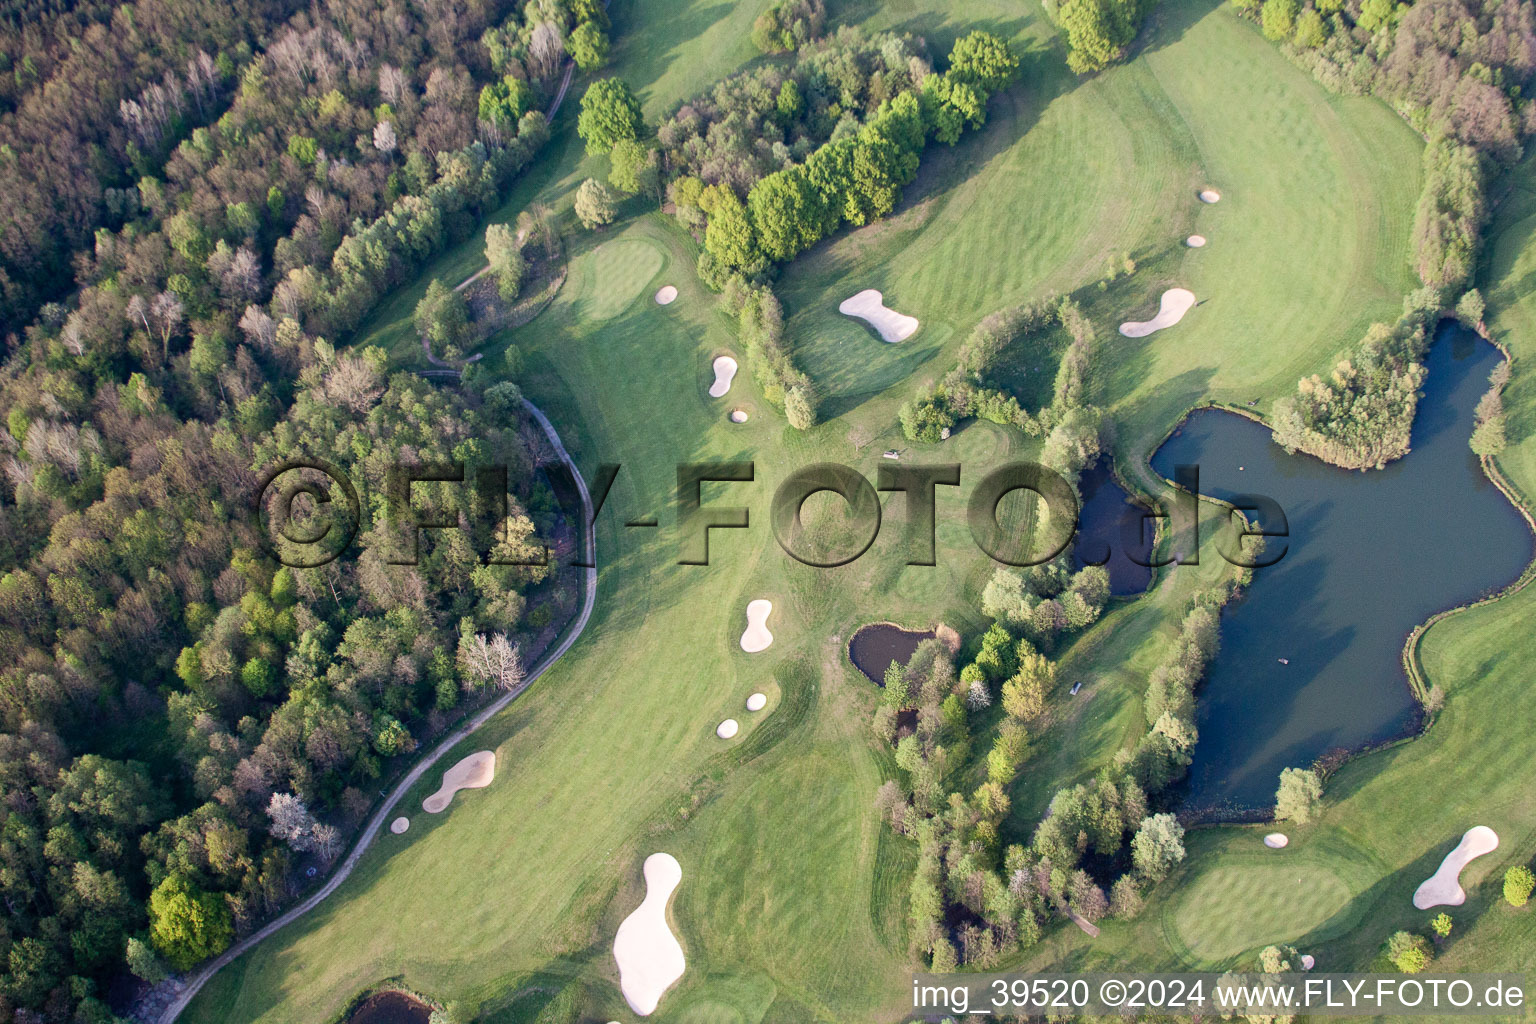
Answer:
[1119, 288, 1197, 338]
[1413, 826, 1499, 909]
[422, 750, 495, 813]
[730, 409, 748, 423]
[839, 289, 918, 343]
[1301, 955, 1316, 970]
[746, 693, 767, 711]
[613, 853, 686, 1016]
[707, 356, 738, 398]
[1199, 189, 1221, 203]
[390, 817, 410, 835]
[655, 285, 678, 305]
[1264, 833, 1288, 849]
[716, 719, 739, 739]
[1187, 235, 1207, 247]
[740, 599, 773, 652]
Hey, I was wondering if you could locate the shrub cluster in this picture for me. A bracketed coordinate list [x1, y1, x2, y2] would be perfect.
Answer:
[1270, 291, 1440, 468]
[721, 278, 818, 427]
[899, 297, 1103, 481]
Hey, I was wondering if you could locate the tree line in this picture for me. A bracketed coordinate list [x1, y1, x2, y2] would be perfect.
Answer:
[899, 297, 1102, 485]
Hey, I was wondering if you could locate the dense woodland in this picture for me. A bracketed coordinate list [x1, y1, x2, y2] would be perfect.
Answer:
[1253, 0, 1536, 466]
[0, 0, 610, 1017]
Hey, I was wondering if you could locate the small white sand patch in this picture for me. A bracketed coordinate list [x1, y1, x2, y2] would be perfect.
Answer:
[1119, 288, 1197, 338]
[1301, 955, 1315, 970]
[839, 289, 918, 343]
[1264, 833, 1288, 849]
[740, 599, 773, 652]
[390, 817, 410, 835]
[746, 692, 767, 711]
[716, 719, 739, 739]
[1199, 189, 1221, 204]
[730, 409, 748, 423]
[655, 285, 678, 305]
[1187, 235, 1207, 247]
[1414, 826, 1499, 909]
[422, 750, 495, 813]
[708, 356, 738, 398]
[614, 853, 686, 1016]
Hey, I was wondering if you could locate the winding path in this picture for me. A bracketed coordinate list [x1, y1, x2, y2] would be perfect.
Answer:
[156, 397, 596, 1023]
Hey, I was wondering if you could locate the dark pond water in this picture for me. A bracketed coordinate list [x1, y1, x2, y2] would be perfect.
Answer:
[348, 991, 432, 1024]
[1150, 328, 1530, 811]
[849, 623, 936, 684]
[1073, 460, 1155, 595]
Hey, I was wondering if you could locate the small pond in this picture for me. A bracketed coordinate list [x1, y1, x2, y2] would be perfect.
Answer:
[1150, 327, 1530, 811]
[849, 623, 936, 684]
[348, 991, 432, 1024]
[1073, 459, 1155, 595]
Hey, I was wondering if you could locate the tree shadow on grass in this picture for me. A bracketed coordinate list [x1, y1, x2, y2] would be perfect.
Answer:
[1131, 0, 1228, 63]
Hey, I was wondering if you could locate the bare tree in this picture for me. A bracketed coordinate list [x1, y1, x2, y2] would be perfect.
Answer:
[379, 64, 409, 105]
[311, 822, 343, 868]
[458, 632, 524, 692]
[126, 293, 150, 335]
[149, 290, 184, 361]
[186, 50, 218, 117]
[266, 792, 318, 851]
[373, 118, 398, 155]
[322, 353, 384, 412]
[528, 22, 566, 80]
[239, 305, 278, 350]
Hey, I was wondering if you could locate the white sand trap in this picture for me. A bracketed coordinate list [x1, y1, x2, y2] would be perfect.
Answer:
[730, 409, 748, 423]
[746, 692, 767, 711]
[839, 289, 918, 343]
[1119, 288, 1197, 338]
[614, 853, 686, 1016]
[716, 719, 739, 739]
[1301, 955, 1316, 970]
[1413, 826, 1499, 909]
[1264, 833, 1289, 849]
[422, 750, 495, 813]
[708, 356, 738, 397]
[390, 817, 410, 834]
[655, 285, 678, 305]
[1187, 235, 1207, 247]
[740, 599, 773, 652]
[1199, 189, 1221, 203]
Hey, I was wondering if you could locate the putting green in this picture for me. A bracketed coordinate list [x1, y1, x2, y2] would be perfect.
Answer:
[1166, 847, 1358, 963]
[577, 237, 666, 321]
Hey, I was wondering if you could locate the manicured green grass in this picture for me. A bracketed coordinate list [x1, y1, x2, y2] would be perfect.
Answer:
[179, 0, 1483, 1018]
[1165, 837, 1366, 962]
[572, 237, 666, 320]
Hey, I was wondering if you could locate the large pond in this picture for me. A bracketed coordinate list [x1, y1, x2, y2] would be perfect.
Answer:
[1150, 328, 1530, 811]
[1073, 460, 1155, 595]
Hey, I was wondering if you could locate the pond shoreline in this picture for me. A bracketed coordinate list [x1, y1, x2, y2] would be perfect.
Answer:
[1144, 324, 1535, 817]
